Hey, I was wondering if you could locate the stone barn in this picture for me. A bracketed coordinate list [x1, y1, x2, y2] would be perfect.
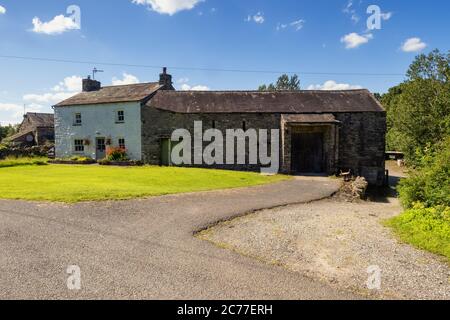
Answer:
[7, 112, 54, 147]
[54, 69, 386, 186]
[144, 90, 386, 185]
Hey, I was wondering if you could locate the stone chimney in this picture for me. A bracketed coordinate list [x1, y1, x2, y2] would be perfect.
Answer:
[82, 76, 101, 92]
[159, 67, 173, 88]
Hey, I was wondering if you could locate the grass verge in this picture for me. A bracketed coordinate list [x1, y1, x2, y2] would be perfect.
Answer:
[0, 157, 48, 168]
[385, 205, 450, 261]
[0, 164, 290, 203]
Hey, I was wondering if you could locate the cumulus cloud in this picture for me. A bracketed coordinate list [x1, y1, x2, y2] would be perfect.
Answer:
[401, 37, 427, 52]
[341, 32, 373, 49]
[180, 84, 210, 91]
[52, 76, 82, 92]
[23, 76, 81, 105]
[32, 14, 80, 35]
[0, 5, 6, 14]
[307, 80, 363, 91]
[132, 0, 204, 15]
[0, 103, 44, 125]
[246, 12, 265, 24]
[112, 73, 140, 86]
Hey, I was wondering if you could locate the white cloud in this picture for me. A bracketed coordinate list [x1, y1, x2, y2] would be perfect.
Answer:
[307, 80, 363, 91]
[401, 37, 427, 52]
[0, 5, 6, 14]
[52, 76, 82, 92]
[343, 1, 359, 23]
[23, 92, 77, 104]
[0, 103, 44, 125]
[276, 23, 288, 31]
[277, 19, 305, 32]
[112, 73, 140, 86]
[381, 12, 393, 20]
[0, 103, 22, 113]
[341, 32, 373, 49]
[180, 84, 210, 91]
[132, 0, 204, 16]
[23, 76, 81, 105]
[290, 19, 305, 31]
[32, 14, 80, 35]
[246, 12, 265, 24]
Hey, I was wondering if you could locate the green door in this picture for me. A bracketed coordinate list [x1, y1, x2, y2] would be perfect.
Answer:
[160, 139, 171, 166]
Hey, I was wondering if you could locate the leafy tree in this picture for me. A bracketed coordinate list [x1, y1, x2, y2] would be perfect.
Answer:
[0, 124, 18, 143]
[382, 49, 450, 164]
[259, 74, 301, 91]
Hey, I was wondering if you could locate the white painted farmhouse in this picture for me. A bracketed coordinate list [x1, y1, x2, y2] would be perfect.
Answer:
[54, 69, 174, 160]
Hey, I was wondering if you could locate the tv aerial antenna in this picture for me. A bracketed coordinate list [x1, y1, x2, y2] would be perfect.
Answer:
[92, 67, 104, 80]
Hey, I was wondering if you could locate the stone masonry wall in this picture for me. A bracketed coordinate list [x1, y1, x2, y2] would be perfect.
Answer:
[141, 107, 386, 185]
[141, 107, 281, 171]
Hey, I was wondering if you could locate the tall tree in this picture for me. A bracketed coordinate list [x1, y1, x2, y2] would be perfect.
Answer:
[259, 74, 301, 91]
[383, 49, 450, 164]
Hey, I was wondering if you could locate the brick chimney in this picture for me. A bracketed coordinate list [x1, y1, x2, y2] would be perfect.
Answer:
[82, 76, 101, 92]
[159, 67, 173, 89]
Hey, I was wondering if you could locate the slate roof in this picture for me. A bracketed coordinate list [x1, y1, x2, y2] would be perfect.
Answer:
[6, 113, 54, 142]
[147, 89, 385, 114]
[26, 113, 54, 127]
[55, 82, 163, 107]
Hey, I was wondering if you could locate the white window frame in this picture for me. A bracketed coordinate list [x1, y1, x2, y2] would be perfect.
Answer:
[118, 138, 126, 149]
[74, 113, 82, 126]
[116, 110, 125, 123]
[74, 139, 84, 153]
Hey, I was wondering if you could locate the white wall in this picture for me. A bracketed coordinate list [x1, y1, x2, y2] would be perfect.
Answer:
[54, 102, 142, 160]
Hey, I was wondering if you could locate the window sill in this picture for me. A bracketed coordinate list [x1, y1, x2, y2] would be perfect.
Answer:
[73, 124, 82, 127]
[115, 122, 125, 124]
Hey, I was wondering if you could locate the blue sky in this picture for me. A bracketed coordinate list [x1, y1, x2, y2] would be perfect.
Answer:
[0, 0, 449, 124]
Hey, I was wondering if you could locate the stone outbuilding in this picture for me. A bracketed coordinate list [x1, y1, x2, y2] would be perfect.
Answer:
[7, 113, 54, 147]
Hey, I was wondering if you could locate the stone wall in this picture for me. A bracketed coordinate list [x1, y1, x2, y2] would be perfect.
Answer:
[141, 107, 281, 171]
[335, 112, 387, 185]
[141, 107, 386, 185]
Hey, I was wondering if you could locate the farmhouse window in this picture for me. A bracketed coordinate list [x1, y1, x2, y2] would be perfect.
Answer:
[117, 110, 125, 123]
[118, 138, 126, 149]
[74, 113, 82, 126]
[74, 139, 84, 152]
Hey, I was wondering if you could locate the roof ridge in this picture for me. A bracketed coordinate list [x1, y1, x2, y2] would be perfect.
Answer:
[100, 82, 160, 89]
[166, 89, 369, 93]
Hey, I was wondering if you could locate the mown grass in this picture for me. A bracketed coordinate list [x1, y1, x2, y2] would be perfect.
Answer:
[385, 204, 450, 261]
[0, 162, 289, 203]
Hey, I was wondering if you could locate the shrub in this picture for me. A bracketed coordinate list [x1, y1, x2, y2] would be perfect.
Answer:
[398, 136, 450, 208]
[106, 147, 128, 161]
[386, 204, 450, 259]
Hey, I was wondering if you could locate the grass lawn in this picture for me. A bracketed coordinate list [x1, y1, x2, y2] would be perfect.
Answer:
[385, 205, 450, 261]
[0, 162, 289, 203]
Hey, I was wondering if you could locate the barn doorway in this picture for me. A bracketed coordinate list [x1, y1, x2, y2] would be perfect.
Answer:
[160, 138, 172, 166]
[291, 132, 325, 174]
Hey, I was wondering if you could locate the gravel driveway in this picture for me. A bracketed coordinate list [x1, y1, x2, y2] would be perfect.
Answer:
[199, 167, 450, 300]
[0, 177, 357, 300]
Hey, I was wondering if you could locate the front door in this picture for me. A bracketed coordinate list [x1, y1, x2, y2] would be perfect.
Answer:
[96, 138, 106, 160]
[291, 133, 324, 174]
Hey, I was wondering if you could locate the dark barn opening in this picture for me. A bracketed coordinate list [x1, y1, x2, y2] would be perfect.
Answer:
[291, 132, 325, 174]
